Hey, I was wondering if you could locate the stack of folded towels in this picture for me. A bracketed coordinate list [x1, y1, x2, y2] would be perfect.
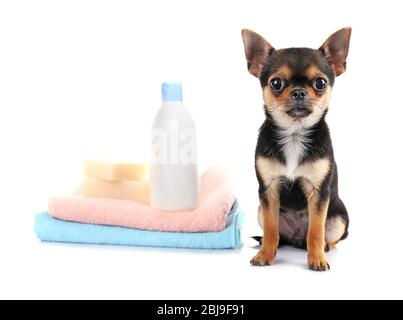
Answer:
[35, 167, 244, 249]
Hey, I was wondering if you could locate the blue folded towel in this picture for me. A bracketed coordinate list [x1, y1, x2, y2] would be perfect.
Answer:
[35, 201, 244, 249]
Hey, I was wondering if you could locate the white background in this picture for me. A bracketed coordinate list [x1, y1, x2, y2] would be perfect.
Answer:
[1, 0, 402, 300]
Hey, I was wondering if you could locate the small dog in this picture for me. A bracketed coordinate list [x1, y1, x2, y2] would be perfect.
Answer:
[241, 28, 351, 271]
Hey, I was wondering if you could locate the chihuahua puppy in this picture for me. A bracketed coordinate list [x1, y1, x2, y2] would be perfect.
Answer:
[242, 28, 351, 271]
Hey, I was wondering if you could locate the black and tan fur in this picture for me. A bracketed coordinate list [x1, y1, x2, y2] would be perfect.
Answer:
[242, 28, 351, 271]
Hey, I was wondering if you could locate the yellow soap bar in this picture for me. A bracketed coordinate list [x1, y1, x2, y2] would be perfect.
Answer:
[75, 177, 150, 204]
[84, 160, 148, 181]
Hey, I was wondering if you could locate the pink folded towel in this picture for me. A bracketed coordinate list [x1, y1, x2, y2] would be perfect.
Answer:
[48, 167, 235, 233]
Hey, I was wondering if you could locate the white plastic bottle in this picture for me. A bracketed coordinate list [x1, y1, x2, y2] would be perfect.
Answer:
[150, 82, 199, 211]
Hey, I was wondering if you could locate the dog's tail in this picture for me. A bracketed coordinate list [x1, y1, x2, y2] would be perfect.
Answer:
[252, 236, 295, 248]
[251, 236, 263, 246]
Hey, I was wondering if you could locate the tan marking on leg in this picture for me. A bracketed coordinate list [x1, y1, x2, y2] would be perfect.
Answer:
[254, 156, 284, 266]
[306, 197, 330, 271]
[251, 198, 280, 266]
[257, 207, 264, 229]
[299, 159, 332, 271]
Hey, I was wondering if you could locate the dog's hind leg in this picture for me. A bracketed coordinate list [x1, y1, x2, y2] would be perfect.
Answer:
[325, 197, 349, 250]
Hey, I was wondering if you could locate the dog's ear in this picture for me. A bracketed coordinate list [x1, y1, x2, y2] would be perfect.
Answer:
[241, 29, 274, 78]
[319, 27, 352, 76]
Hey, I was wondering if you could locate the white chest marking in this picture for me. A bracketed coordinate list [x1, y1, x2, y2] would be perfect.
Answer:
[278, 123, 310, 180]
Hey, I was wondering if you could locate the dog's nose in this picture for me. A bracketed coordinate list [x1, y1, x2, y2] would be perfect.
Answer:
[291, 89, 308, 101]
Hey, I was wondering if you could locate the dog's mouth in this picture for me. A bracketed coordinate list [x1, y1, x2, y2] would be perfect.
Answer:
[286, 106, 312, 119]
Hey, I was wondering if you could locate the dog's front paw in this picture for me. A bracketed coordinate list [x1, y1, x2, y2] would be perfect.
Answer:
[250, 249, 276, 266]
[308, 254, 330, 272]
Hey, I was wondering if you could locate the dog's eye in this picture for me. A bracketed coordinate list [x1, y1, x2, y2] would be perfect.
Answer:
[313, 77, 327, 91]
[270, 78, 285, 92]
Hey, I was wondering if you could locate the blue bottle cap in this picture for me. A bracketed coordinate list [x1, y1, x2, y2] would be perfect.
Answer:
[161, 82, 183, 102]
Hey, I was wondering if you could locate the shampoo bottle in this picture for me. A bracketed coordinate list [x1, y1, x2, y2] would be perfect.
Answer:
[150, 82, 199, 211]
